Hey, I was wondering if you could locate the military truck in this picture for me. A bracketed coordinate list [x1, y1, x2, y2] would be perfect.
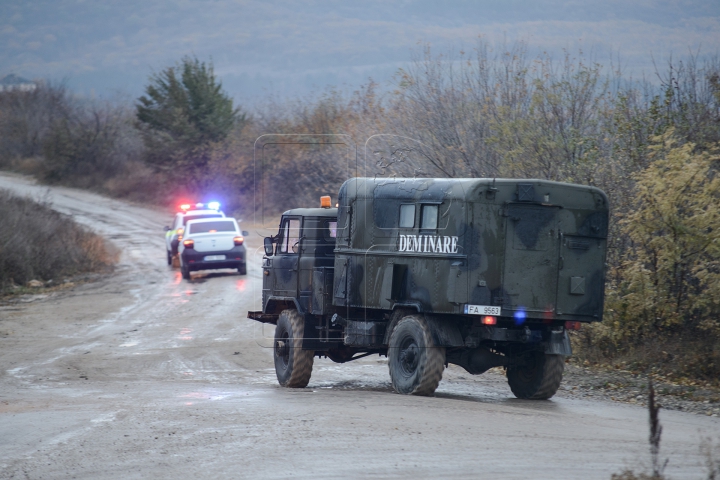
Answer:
[248, 177, 608, 398]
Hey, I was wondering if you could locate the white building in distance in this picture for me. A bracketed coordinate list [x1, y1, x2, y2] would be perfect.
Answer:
[0, 74, 37, 92]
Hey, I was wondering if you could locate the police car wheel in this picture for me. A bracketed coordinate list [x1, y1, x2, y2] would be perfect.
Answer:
[274, 309, 314, 388]
[181, 264, 191, 280]
[507, 352, 564, 399]
[388, 315, 445, 396]
[237, 263, 247, 275]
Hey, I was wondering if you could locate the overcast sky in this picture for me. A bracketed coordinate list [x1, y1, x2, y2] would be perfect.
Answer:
[2, 0, 719, 104]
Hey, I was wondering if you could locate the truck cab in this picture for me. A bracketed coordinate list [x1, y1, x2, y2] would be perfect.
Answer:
[261, 206, 338, 317]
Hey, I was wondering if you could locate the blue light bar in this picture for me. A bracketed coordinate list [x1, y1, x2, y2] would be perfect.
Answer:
[207, 201, 220, 211]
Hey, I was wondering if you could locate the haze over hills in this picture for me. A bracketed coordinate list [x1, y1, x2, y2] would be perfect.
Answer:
[2, 0, 719, 104]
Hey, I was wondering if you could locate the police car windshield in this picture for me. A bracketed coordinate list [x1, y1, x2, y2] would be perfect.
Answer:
[188, 220, 236, 234]
[182, 213, 222, 226]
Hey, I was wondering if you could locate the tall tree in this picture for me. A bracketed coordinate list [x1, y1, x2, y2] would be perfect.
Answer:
[136, 57, 245, 191]
[137, 56, 242, 146]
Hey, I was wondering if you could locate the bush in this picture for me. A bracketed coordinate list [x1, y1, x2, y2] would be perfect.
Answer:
[576, 133, 720, 380]
[0, 189, 117, 293]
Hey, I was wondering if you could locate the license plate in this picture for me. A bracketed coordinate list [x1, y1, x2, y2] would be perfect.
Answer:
[464, 304, 501, 316]
[204, 255, 226, 261]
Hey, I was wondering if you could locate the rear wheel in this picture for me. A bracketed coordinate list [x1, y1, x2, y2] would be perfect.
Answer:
[274, 309, 314, 388]
[388, 314, 445, 396]
[181, 263, 191, 280]
[507, 352, 565, 399]
[237, 263, 247, 275]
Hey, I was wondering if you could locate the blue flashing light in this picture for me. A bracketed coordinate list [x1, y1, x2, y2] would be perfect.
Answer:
[207, 201, 220, 211]
[513, 308, 527, 326]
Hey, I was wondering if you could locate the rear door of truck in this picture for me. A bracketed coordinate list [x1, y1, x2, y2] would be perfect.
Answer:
[502, 203, 562, 315]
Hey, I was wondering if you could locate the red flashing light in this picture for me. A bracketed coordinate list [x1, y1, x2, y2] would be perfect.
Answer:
[481, 315, 497, 325]
[180, 204, 191, 211]
[565, 321, 582, 331]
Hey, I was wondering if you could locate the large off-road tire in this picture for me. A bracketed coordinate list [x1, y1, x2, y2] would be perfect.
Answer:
[388, 314, 445, 396]
[507, 352, 565, 399]
[274, 309, 314, 388]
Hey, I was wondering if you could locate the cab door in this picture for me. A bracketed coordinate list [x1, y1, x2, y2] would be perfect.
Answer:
[271, 216, 301, 299]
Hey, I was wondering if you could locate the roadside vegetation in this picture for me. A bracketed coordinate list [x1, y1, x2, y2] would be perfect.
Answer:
[0, 190, 118, 295]
[0, 44, 719, 382]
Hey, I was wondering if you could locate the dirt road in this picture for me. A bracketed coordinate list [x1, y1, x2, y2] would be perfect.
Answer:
[0, 173, 717, 479]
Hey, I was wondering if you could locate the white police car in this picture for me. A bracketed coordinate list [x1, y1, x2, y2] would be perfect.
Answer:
[164, 202, 225, 265]
[178, 217, 249, 280]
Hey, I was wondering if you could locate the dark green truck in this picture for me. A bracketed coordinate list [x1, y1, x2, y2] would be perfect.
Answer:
[248, 177, 608, 398]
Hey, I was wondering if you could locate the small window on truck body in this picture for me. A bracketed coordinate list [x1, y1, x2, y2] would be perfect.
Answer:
[399, 204, 415, 228]
[420, 204, 438, 230]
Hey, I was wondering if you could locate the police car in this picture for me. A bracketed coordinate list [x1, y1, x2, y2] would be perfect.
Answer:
[164, 202, 225, 265]
[178, 217, 249, 280]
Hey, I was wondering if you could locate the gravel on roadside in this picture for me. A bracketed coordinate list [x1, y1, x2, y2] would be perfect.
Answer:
[555, 362, 720, 417]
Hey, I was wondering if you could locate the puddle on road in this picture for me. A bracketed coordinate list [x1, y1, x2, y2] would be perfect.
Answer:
[119, 341, 138, 347]
[177, 387, 267, 405]
[178, 327, 193, 341]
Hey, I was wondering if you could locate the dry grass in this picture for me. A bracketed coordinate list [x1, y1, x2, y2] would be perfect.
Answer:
[572, 325, 720, 384]
[0, 189, 118, 293]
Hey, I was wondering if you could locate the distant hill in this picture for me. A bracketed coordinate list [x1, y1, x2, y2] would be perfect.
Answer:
[0, 0, 718, 103]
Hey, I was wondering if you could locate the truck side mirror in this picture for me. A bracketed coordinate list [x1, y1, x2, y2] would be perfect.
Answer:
[264, 237, 274, 256]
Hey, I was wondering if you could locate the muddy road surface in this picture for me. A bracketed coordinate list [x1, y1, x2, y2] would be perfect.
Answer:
[0, 173, 717, 479]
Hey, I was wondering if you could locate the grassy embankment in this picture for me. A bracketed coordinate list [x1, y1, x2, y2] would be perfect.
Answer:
[0, 189, 118, 296]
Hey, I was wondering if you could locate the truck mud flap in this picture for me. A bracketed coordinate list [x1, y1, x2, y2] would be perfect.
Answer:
[247, 311, 279, 325]
[544, 330, 572, 356]
[425, 317, 464, 348]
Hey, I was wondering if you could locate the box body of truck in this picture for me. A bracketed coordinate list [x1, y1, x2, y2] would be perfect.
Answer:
[333, 177, 607, 322]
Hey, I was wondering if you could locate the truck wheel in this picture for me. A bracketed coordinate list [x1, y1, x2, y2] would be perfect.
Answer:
[507, 352, 564, 399]
[274, 309, 314, 388]
[388, 315, 445, 396]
